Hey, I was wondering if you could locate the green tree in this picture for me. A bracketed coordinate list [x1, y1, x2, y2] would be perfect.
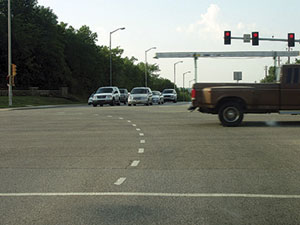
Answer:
[260, 66, 276, 83]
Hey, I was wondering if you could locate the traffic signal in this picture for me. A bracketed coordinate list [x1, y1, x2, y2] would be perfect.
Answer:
[252, 32, 259, 46]
[288, 33, 295, 47]
[12, 64, 17, 76]
[224, 31, 231, 45]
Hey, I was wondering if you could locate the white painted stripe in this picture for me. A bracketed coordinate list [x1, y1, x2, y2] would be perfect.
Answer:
[138, 148, 144, 154]
[140, 140, 145, 144]
[94, 114, 99, 116]
[107, 115, 112, 118]
[119, 117, 124, 120]
[132, 124, 137, 127]
[130, 160, 140, 167]
[114, 177, 126, 185]
[139, 133, 144, 136]
[127, 120, 131, 123]
[1, 192, 300, 199]
[136, 128, 141, 131]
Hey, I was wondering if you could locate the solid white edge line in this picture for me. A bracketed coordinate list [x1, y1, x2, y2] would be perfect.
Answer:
[131, 160, 140, 167]
[138, 148, 144, 153]
[1, 192, 300, 199]
[114, 177, 126, 185]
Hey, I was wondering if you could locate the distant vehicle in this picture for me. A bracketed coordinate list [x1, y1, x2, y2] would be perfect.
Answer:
[162, 89, 177, 103]
[128, 87, 153, 106]
[88, 93, 94, 105]
[119, 88, 129, 105]
[152, 91, 164, 104]
[92, 86, 121, 107]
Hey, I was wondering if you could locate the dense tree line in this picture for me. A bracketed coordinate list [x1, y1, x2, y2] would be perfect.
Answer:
[0, 0, 174, 97]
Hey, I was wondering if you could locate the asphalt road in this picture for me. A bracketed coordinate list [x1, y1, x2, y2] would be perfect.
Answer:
[1, 103, 300, 225]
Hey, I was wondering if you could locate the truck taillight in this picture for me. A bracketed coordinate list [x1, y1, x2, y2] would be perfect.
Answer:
[191, 89, 196, 100]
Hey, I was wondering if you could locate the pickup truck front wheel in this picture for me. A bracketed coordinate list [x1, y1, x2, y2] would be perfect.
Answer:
[218, 102, 244, 127]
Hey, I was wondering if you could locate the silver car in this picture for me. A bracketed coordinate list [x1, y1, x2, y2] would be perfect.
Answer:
[128, 87, 153, 106]
[152, 91, 164, 104]
[162, 89, 177, 103]
[92, 86, 121, 107]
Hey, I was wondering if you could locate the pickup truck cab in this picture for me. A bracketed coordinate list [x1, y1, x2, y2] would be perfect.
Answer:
[190, 64, 300, 126]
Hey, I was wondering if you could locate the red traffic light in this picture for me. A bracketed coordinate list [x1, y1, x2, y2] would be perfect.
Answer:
[252, 32, 259, 46]
[224, 31, 231, 45]
[288, 33, 295, 47]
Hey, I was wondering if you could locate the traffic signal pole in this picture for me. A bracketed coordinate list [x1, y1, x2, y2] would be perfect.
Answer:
[8, 0, 12, 106]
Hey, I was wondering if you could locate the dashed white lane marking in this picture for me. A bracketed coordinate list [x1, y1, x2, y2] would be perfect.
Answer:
[2, 192, 300, 199]
[130, 160, 140, 167]
[140, 140, 145, 144]
[139, 133, 144, 136]
[132, 124, 137, 127]
[119, 117, 124, 120]
[138, 148, 144, 154]
[114, 177, 126, 185]
[136, 128, 141, 131]
[127, 120, 131, 123]
[107, 115, 112, 118]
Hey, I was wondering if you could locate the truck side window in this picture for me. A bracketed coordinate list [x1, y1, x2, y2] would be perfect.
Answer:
[286, 68, 292, 84]
[294, 68, 299, 84]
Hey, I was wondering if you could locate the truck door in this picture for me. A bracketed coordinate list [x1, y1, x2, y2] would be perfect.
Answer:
[280, 66, 300, 109]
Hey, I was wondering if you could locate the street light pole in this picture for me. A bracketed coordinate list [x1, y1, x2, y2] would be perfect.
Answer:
[174, 61, 183, 89]
[182, 71, 191, 102]
[8, 0, 12, 106]
[145, 47, 156, 87]
[109, 27, 125, 86]
[189, 79, 195, 88]
[183, 71, 191, 89]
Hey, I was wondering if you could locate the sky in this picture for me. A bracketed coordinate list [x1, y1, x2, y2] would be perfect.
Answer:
[38, 0, 300, 87]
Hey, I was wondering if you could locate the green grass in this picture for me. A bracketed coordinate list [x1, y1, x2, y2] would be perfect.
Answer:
[0, 96, 85, 108]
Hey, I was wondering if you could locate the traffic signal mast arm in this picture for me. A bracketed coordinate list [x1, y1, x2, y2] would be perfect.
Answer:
[230, 36, 300, 43]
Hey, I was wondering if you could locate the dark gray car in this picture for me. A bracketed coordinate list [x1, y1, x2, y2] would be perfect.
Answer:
[119, 88, 129, 105]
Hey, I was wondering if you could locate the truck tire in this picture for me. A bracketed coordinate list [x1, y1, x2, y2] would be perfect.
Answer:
[218, 102, 244, 127]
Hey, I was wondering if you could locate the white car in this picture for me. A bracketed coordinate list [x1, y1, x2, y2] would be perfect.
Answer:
[128, 87, 153, 106]
[92, 86, 121, 107]
[162, 89, 177, 103]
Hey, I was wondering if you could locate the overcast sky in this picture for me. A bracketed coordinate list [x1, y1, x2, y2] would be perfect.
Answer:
[38, 0, 300, 87]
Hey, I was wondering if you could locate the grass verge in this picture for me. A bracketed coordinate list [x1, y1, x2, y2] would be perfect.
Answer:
[0, 96, 85, 108]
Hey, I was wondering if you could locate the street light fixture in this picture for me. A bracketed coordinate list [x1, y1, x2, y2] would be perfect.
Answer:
[145, 47, 156, 87]
[109, 27, 125, 86]
[174, 61, 183, 89]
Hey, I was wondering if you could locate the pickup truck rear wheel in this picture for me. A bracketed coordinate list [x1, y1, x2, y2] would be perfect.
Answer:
[218, 102, 244, 127]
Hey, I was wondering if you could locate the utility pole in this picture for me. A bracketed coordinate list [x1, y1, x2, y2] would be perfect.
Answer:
[8, 0, 12, 106]
[264, 66, 268, 78]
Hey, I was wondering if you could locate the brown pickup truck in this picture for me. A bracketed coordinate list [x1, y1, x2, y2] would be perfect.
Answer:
[189, 64, 300, 126]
